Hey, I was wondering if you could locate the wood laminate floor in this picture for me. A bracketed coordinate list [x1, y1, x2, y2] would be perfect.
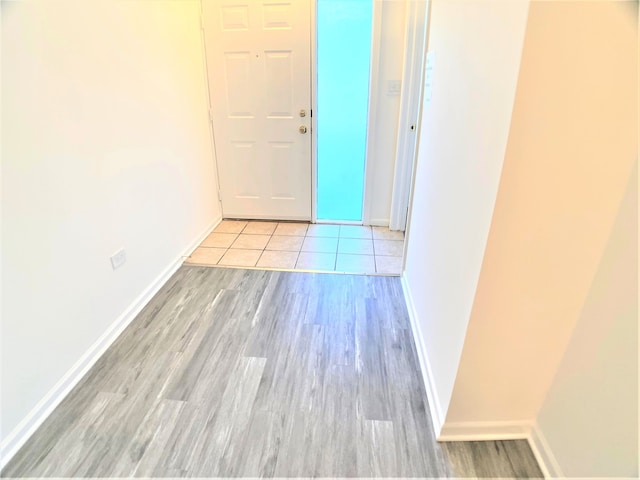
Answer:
[3, 266, 543, 478]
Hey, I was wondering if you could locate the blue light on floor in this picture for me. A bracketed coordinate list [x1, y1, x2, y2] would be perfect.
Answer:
[317, 0, 373, 221]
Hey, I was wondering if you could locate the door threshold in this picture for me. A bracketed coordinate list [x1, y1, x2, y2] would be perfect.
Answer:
[182, 263, 400, 277]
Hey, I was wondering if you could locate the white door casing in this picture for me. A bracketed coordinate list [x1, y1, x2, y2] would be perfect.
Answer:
[202, 0, 312, 220]
[389, 0, 429, 231]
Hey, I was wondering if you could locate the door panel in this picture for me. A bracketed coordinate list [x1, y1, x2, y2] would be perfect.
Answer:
[203, 0, 312, 220]
[231, 142, 259, 198]
[269, 142, 296, 199]
[264, 51, 294, 116]
[224, 53, 254, 116]
[220, 6, 250, 30]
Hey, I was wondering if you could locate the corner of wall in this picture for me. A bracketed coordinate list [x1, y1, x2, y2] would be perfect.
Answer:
[528, 422, 564, 479]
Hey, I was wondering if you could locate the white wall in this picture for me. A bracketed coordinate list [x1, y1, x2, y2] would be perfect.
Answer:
[445, 0, 638, 434]
[1, 0, 220, 455]
[402, 0, 530, 429]
[364, 0, 407, 226]
[537, 163, 638, 478]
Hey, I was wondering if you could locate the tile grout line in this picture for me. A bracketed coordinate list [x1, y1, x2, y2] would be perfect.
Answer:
[372, 235, 378, 273]
[293, 245, 302, 270]
[201, 221, 403, 274]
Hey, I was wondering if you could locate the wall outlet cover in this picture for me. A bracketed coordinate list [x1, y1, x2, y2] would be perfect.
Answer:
[110, 248, 127, 270]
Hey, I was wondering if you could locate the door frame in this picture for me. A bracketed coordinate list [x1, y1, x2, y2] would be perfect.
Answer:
[201, 0, 427, 226]
[311, 0, 381, 225]
[360, 0, 383, 226]
[401, 0, 432, 271]
[310, 0, 318, 222]
[389, 0, 429, 231]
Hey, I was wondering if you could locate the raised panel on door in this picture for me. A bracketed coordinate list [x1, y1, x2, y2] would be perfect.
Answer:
[262, 3, 294, 30]
[203, 0, 311, 220]
[230, 141, 260, 199]
[268, 140, 297, 201]
[264, 50, 294, 118]
[224, 52, 255, 117]
[220, 5, 250, 31]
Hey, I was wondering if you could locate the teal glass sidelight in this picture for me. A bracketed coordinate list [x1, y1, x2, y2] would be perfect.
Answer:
[316, 0, 373, 221]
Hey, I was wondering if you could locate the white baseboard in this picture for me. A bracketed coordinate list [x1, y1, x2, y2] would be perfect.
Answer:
[528, 422, 564, 479]
[399, 278, 560, 479]
[0, 216, 220, 470]
[400, 275, 445, 437]
[438, 420, 532, 441]
[179, 215, 221, 261]
[439, 420, 560, 479]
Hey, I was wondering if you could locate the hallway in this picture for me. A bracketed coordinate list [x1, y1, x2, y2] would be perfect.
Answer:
[3, 267, 542, 477]
[3, 0, 636, 476]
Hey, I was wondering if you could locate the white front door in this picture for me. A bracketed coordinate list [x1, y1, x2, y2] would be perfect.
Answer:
[203, 0, 312, 220]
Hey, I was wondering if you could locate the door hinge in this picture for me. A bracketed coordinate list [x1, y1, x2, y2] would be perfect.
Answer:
[208, 109, 214, 123]
[200, 14, 204, 31]
[217, 188, 222, 202]
[310, 109, 313, 117]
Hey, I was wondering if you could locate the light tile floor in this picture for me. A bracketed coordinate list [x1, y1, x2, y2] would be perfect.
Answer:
[185, 220, 405, 275]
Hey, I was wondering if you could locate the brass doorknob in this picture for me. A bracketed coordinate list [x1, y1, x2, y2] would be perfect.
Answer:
[299, 125, 308, 134]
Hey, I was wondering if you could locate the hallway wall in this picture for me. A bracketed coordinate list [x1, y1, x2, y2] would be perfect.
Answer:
[536, 163, 638, 477]
[1, 0, 220, 458]
[404, 1, 637, 476]
[419, 0, 638, 476]
[446, 0, 637, 433]
[402, 0, 530, 429]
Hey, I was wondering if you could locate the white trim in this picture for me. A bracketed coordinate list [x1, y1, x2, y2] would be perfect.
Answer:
[529, 422, 564, 479]
[315, 219, 362, 226]
[0, 217, 221, 471]
[389, 0, 429, 231]
[200, 0, 223, 216]
[361, 0, 383, 226]
[310, 0, 318, 223]
[434, 418, 561, 478]
[438, 420, 532, 442]
[400, 0, 432, 273]
[400, 275, 445, 437]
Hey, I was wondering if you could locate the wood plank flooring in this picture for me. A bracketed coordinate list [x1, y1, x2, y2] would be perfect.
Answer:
[2, 266, 543, 477]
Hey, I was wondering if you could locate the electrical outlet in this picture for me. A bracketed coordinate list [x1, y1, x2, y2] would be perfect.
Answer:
[110, 248, 127, 270]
